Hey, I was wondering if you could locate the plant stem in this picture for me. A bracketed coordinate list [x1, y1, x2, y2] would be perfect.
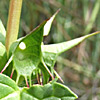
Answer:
[10, 68, 14, 78]
[25, 77, 29, 88]
[6, 0, 23, 55]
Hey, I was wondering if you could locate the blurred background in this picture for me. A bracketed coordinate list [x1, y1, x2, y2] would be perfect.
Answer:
[0, 0, 100, 100]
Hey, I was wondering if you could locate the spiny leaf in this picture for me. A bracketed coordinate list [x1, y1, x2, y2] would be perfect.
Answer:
[42, 31, 100, 68]
[13, 21, 46, 84]
[41, 31, 100, 83]
[10, 10, 60, 84]
[9, 9, 60, 56]
[21, 82, 78, 100]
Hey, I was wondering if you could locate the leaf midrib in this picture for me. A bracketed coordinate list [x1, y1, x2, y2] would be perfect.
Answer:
[0, 91, 19, 100]
[0, 83, 18, 91]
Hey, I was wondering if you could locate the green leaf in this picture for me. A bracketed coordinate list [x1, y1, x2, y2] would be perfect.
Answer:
[21, 82, 78, 100]
[13, 21, 46, 83]
[43, 9, 60, 36]
[0, 75, 77, 100]
[42, 31, 100, 68]
[0, 20, 6, 45]
[41, 31, 100, 82]
[0, 74, 20, 100]
[12, 9, 60, 83]
[6, 9, 59, 84]
[10, 8, 60, 55]
[0, 42, 7, 71]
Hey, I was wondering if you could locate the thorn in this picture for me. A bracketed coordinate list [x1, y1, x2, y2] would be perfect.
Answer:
[0, 56, 13, 73]
[42, 60, 54, 80]
[56, 8, 61, 14]
[54, 70, 64, 83]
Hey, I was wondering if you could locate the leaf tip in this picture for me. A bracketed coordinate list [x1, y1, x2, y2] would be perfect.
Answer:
[43, 9, 60, 36]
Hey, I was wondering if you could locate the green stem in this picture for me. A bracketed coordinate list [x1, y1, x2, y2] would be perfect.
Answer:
[6, 0, 23, 56]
